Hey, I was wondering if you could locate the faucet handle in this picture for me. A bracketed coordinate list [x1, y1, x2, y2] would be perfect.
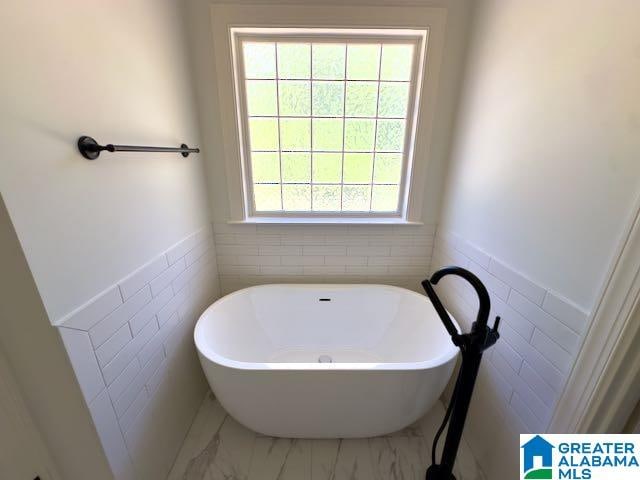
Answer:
[492, 316, 501, 332]
[480, 316, 501, 352]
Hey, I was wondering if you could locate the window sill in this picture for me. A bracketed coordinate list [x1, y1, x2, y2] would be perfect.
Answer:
[228, 217, 424, 226]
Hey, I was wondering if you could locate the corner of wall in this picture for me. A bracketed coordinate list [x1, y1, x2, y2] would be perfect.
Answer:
[0, 194, 114, 480]
[56, 225, 220, 479]
[428, 228, 591, 478]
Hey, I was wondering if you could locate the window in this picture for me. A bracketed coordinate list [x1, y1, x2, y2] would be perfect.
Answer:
[211, 5, 447, 223]
[231, 29, 428, 219]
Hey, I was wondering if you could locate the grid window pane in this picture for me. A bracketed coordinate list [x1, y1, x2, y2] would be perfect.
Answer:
[279, 81, 311, 116]
[345, 82, 378, 117]
[283, 184, 311, 211]
[313, 118, 343, 151]
[282, 153, 311, 183]
[312, 44, 345, 80]
[312, 153, 342, 183]
[378, 83, 409, 118]
[376, 119, 405, 151]
[313, 185, 341, 211]
[249, 118, 278, 150]
[251, 152, 280, 183]
[277, 43, 310, 79]
[343, 153, 373, 184]
[342, 185, 371, 211]
[312, 81, 344, 116]
[243, 43, 276, 78]
[380, 44, 414, 81]
[373, 153, 402, 184]
[241, 37, 417, 215]
[254, 184, 281, 211]
[346, 44, 381, 80]
[246, 80, 277, 116]
[280, 118, 310, 150]
[345, 119, 375, 151]
[371, 185, 399, 211]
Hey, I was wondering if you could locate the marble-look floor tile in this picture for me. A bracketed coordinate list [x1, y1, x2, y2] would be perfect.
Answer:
[248, 438, 294, 480]
[168, 393, 227, 480]
[311, 439, 340, 480]
[203, 415, 256, 480]
[168, 392, 485, 480]
[248, 438, 312, 480]
[175, 415, 225, 480]
[331, 438, 376, 480]
[369, 436, 427, 480]
[279, 439, 312, 480]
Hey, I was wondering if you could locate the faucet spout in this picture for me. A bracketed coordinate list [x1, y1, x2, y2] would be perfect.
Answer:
[429, 266, 491, 329]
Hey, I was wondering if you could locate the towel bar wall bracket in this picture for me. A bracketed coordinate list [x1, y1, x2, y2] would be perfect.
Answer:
[77, 136, 199, 160]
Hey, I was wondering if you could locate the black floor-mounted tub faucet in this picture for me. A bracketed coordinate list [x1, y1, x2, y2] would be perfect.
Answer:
[422, 266, 501, 480]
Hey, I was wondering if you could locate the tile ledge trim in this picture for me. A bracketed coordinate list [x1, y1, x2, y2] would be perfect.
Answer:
[436, 229, 591, 316]
[54, 224, 213, 329]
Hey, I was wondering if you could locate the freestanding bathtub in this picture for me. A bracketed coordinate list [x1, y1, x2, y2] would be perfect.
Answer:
[194, 284, 459, 438]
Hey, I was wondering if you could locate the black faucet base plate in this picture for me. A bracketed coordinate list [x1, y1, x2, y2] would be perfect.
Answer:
[425, 464, 457, 480]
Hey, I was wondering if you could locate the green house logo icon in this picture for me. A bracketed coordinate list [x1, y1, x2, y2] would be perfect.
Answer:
[521, 435, 554, 479]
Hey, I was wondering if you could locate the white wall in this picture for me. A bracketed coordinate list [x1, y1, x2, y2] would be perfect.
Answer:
[440, 0, 640, 310]
[186, 0, 473, 292]
[0, 195, 114, 480]
[0, 0, 213, 323]
[436, 0, 640, 477]
[0, 1, 220, 479]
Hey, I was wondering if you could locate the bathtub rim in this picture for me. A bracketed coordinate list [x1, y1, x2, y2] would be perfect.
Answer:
[194, 283, 461, 372]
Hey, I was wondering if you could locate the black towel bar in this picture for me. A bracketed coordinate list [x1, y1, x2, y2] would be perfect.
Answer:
[77, 135, 199, 160]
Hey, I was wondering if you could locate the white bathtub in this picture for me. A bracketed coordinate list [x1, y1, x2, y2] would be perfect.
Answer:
[194, 284, 458, 438]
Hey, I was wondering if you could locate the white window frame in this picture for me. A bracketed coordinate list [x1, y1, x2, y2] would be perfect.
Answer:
[211, 4, 447, 224]
[234, 30, 424, 219]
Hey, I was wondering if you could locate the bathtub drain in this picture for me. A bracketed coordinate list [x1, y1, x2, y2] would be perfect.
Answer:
[318, 355, 333, 363]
